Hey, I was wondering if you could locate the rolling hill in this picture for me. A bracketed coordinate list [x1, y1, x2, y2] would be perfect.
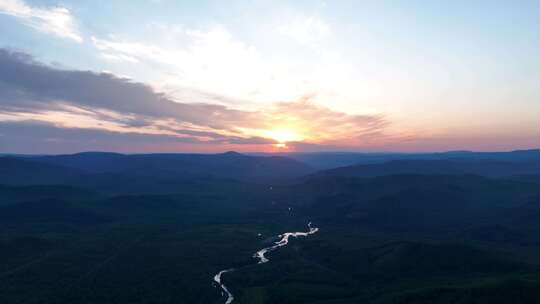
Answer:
[313, 159, 540, 178]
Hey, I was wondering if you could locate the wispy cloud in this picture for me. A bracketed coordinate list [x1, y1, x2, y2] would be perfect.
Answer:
[91, 27, 272, 104]
[278, 15, 330, 44]
[91, 25, 350, 107]
[0, 0, 82, 42]
[0, 48, 258, 138]
[100, 53, 139, 63]
[0, 49, 390, 152]
[248, 96, 388, 145]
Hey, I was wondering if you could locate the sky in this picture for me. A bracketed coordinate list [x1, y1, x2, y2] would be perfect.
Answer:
[0, 0, 539, 154]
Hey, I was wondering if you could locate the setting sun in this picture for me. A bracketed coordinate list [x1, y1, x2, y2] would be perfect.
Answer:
[265, 129, 301, 143]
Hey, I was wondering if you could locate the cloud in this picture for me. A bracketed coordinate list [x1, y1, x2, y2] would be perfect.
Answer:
[0, 0, 82, 42]
[261, 97, 387, 143]
[91, 27, 274, 104]
[0, 49, 257, 129]
[278, 15, 330, 44]
[90, 23, 361, 116]
[100, 53, 139, 63]
[92, 26, 337, 106]
[0, 120, 200, 154]
[0, 119, 280, 154]
[0, 48, 390, 152]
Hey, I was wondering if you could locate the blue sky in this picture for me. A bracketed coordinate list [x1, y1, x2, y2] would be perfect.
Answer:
[0, 0, 539, 153]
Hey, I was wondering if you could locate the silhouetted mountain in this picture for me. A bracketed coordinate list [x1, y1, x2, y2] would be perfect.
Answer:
[0, 152, 313, 193]
[256, 148, 540, 169]
[313, 159, 540, 178]
[0, 199, 107, 224]
[28, 151, 313, 180]
[0, 157, 83, 185]
[0, 184, 99, 205]
[30, 152, 128, 173]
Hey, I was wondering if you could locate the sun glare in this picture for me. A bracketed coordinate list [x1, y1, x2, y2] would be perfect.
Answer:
[265, 129, 300, 143]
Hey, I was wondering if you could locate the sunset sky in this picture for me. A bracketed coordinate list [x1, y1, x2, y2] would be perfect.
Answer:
[0, 0, 539, 153]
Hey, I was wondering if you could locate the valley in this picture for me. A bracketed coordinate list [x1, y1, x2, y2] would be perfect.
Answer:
[1, 151, 540, 303]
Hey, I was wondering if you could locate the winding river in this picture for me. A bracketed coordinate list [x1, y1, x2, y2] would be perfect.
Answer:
[212, 222, 319, 304]
[213, 269, 235, 304]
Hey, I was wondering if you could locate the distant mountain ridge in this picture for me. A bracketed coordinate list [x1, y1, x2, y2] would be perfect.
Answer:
[27, 151, 313, 177]
[313, 159, 540, 178]
[0, 152, 314, 192]
[3, 150, 540, 194]
[0, 157, 84, 185]
[254, 148, 540, 169]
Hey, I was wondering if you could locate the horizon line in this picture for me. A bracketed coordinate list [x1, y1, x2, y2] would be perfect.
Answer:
[2, 148, 540, 157]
